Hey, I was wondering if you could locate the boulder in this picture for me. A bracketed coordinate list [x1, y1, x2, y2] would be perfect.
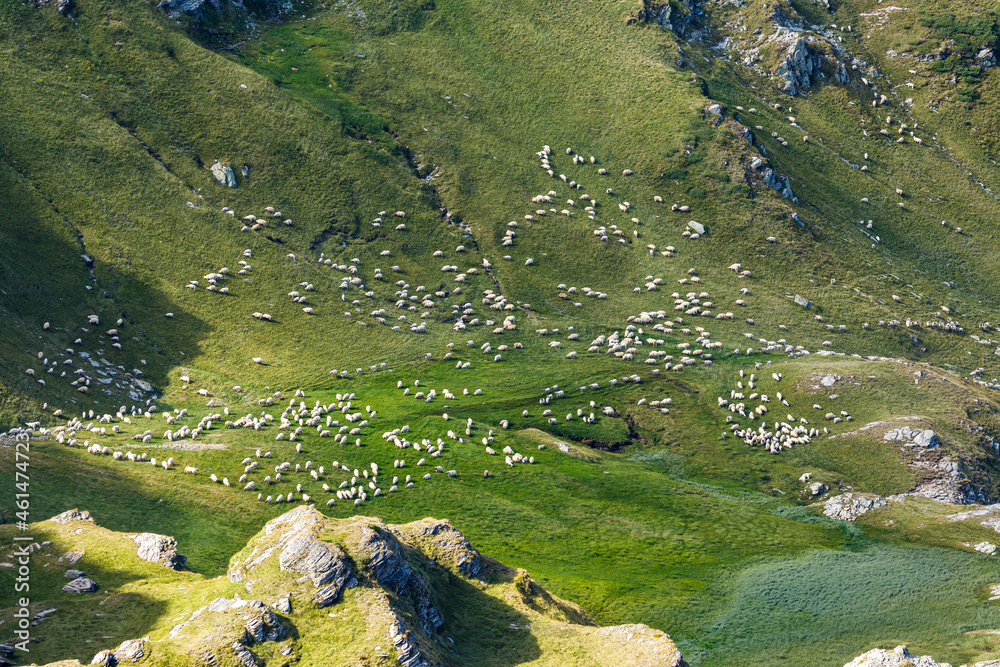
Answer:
[65, 569, 86, 578]
[794, 294, 812, 307]
[823, 493, 887, 521]
[687, 221, 705, 235]
[210, 161, 237, 188]
[807, 482, 827, 497]
[129, 533, 186, 569]
[112, 638, 146, 663]
[62, 577, 98, 593]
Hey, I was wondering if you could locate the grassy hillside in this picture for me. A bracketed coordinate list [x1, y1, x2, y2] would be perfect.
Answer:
[2, 0, 1000, 664]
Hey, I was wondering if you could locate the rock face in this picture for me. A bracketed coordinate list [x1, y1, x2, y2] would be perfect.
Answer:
[128, 533, 187, 569]
[209, 161, 237, 188]
[823, 493, 887, 521]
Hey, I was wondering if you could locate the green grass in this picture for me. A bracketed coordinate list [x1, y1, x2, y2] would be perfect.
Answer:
[3, 0, 1000, 663]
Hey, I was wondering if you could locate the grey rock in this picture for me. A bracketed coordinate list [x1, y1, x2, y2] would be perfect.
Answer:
[844, 644, 946, 666]
[807, 482, 827, 497]
[65, 569, 86, 578]
[230, 641, 258, 667]
[885, 426, 939, 448]
[975, 47, 996, 68]
[823, 493, 887, 521]
[706, 103, 722, 115]
[279, 533, 351, 587]
[274, 597, 291, 614]
[51, 508, 94, 524]
[129, 533, 186, 569]
[771, 28, 820, 95]
[975, 541, 998, 555]
[389, 613, 431, 667]
[750, 157, 764, 171]
[794, 294, 812, 307]
[91, 650, 112, 666]
[63, 576, 98, 593]
[210, 161, 237, 188]
[113, 637, 147, 663]
[61, 550, 85, 565]
[687, 220, 705, 235]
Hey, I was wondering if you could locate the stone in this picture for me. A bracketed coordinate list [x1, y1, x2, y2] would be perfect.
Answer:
[807, 482, 827, 497]
[974, 541, 998, 556]
[65, 569, 85, 578]
[687, 220, 705, 235]
[129, 533, 187, 569]
[975, 47, 996, 68]
[274, 597, 292, 614]
[794, 294, 812, 307]
[63, 577, 98, 593]
[706, 103, 722, 115]
[112, 638, 147, 663]
[750, 157, 764, 171]
[51, 509, 94, 524]
[823, 493, 887, 521]
[61, 550, 85, 565]
[210, 161, 237, 188]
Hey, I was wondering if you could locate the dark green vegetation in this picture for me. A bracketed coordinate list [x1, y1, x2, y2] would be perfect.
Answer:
[3, 0, 1000, 664]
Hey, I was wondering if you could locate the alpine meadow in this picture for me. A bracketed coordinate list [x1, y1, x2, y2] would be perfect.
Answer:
[3, 0, 1000, 665]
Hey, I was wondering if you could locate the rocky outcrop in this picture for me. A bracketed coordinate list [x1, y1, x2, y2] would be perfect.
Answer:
[93, 637, 148, 666]
[910, 457, 977, 505]
[157, 0, 220, 16]
[771, 28, 820, 95]
[405, 518, 483, 578]
[633, 0, 702, 38]
[127, 533, 187, 569]
[30, 507, 683, 667]
[884, 426, 939, 448]
[50, 509, 94, 524]
[845, 643, 1000, 666]
[823, 493, 888, 521]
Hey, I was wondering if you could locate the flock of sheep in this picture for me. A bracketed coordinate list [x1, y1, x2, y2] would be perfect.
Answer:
[17, 140, 996, 504]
